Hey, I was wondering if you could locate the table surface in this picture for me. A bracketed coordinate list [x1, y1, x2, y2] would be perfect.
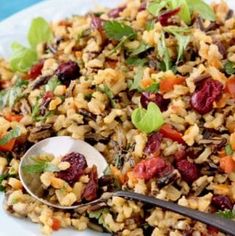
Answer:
[0, 0, 43, 20]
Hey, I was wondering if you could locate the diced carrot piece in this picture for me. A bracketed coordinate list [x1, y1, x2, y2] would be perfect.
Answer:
[111, 166, 125, 184]
[4, 113, 23, 122]
[230, 132, 235, 150]
[220, 156, 235, 174]
[0, 139, 16, 152]
[160, 76, 185, 93]
[52, 218, 61, 231]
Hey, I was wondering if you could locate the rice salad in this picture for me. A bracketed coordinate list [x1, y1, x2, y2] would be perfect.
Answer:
[0, 0, 235, 235]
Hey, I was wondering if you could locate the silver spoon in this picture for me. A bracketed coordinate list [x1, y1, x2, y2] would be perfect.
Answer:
[19, 136, 235, 236]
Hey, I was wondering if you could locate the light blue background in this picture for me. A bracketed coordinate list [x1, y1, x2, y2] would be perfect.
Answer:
[0, 0, 42, 20]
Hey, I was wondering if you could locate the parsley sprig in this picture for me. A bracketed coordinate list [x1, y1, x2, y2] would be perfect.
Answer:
[104, 21, 136, 41]
[22, 156, 59, 174]
[147, 0, 215, 24]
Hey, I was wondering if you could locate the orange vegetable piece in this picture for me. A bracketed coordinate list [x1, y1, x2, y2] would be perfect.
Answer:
[52, 218, 61, 231]
[220, 156, 235, 174]
[4, 113, 23, 122]
[160, 124, 184, 144]
[160, 75, 185, 93]
[0, 138, 16, 152]
[111, 166, 125, 184]
[225, 76, 235, 98]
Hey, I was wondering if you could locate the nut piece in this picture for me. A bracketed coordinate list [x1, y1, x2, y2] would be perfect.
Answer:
[40, 172, 54, 187]
[58, 161, 70, 171]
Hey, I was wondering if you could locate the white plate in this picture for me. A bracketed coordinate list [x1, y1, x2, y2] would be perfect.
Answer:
[0, 0, 235, 235]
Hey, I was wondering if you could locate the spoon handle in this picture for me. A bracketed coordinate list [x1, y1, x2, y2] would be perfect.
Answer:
[114, 191, 235, 236]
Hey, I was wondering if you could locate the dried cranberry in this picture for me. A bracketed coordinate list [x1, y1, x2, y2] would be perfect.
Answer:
[212, 195, 233, 210]
[158, 7, 181, 26]
[174, 147, 187, 162]
[82, 166, 98, 201]
[144, 132, 162, 155]
[191, 78, 223, 115]
[133, 157, 168, 181]
[176, 159, 199, 184]
[108, 5, 126, 18]
[28, 60, 44, 80]
[139, 2, 147, 11]
[56, 61, 80, 86]
[40, 91, 54, 115]
[140, 92, 170, 111]
[91, 16, 103, 30]
[57, 152, 87, 185]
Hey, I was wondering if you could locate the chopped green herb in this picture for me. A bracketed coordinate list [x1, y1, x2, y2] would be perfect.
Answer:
[10, 42, 38, 72]
[216, 210, 235, 219]
[225, 144, 233, 156]
[147, 0, 168, 16]
[0, 186, 5, 192]
[157, 32, 172, 71]
[146, 20, 155, 31]
[224, 61, 235, 75]
[45, 76, 61, 92]
[31, 98, 41, 120]
[99, 84, 116, 108]
[0, 173, 16, 192]
[0, 78, 28, 109]
[130, 42, 151, 57]
[175, 0, 191, 25]
[143, 82, 159, 93]
[129, 67, 144, 91]
[28, 17, 53, 49]
[165, 26, 190, 63]
[131, 102, 165, 133]
[22, 156, 59, 174]
[126, 56, 148, 66]
[110, 37, 128, 55]
[186, 0, 216, 21]
[104, 21, 136, 41]
[0, 127, 21, 146]
[89, 208, 110, 230]
[165, 26, 190, 34]
[10, 17, 52, 72]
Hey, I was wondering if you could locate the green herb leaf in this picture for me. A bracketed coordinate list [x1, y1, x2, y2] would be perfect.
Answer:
[0, 127, 21, 146]
[104, 21, 136, 41]
[129, 67, 144, 91]
[28, 17, 53, 48]
[147, 0, 168, 16]
[0, 173, 15, 192]
[165, 26, 190, 34]
[126, 56, 148, 66]
[131, 102, 165, 133]
[216, 210, 235, 219]
[176, 0, 191, 24]
[165, 26, 190, 63]
[45, 76, 61, 92]
[22, 156, 59, 174]
[0, 78, 28, 109]
[225, 144, 233, 156]
[31, 98, 40, 120]
[10, 42, 37, 72]
[175, 34, 190, 62]
[157, 32, 172, 71]
[143, 82, 159, 93]
[224, 61, 235, 75]
[100, 84, 116, 108]
[186, 0, 216, 21]
[146, 20, 155, 31]
[130, 42, 151, 57]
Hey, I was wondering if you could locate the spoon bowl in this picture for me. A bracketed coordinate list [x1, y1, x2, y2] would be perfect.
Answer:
[19, 136, 108, 209]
